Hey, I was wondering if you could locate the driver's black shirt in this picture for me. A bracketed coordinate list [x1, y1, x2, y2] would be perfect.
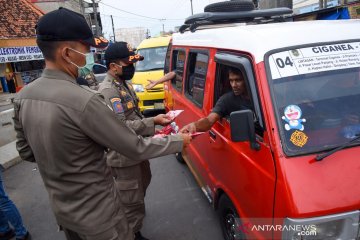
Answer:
[212, 91, 252, 118]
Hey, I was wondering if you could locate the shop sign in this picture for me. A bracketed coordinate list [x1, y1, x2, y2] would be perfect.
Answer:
[0, 46, 44, 63]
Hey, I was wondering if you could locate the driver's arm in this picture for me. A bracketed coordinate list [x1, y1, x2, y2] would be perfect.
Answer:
[180, 113, 221, 133]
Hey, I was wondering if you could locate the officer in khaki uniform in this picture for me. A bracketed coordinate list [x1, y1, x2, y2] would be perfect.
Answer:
[98, 42, 170, 240]
[13, 8, 191, 240]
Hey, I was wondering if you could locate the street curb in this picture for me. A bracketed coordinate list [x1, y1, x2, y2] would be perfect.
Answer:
[0, 108, 14, 126]
[0, 141, 21, 171]
[0, 156, 22, 171]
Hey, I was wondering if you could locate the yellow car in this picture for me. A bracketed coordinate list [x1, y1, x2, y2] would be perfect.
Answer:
[132, 36, 171, 114]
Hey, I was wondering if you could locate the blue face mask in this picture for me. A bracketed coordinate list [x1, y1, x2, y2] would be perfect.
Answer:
[68, 48, 95, 78]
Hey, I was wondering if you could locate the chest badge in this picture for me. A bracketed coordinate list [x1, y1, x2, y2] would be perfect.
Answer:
[127, 101, 134, 109]
[121, 90, 127, 97]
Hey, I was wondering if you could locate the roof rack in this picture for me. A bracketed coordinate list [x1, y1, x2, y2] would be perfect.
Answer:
[179, 8, 293, 33]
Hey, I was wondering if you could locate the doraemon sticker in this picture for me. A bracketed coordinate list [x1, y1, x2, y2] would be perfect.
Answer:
[290, 130, 308, 147]
[282, 105, 306, 131]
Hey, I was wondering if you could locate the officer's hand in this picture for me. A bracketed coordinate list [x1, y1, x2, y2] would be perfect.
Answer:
[180, 123, 196, 134]
[145, 80, 157, 90]
[154, 114, 172, 126]
[179, 133, 192, 149]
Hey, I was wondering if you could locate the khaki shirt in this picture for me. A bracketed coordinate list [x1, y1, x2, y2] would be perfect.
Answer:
[99, 73, 155, 167]
[13, 69, 183, 235]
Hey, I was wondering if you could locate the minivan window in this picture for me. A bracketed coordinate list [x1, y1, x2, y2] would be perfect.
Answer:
[171, 50, 186, 92]
[268, 42, 360, 156]
[185, 51, 208, 107]
[135, 47, 167, 72]
[213, 63, 265, 136]
[214, 64, 253, 114]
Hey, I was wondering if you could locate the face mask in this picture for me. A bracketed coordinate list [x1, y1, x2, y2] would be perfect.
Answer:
[113, 63, 135, 80]
[68, 48, 95, 78]
[121, 65, 135, 80]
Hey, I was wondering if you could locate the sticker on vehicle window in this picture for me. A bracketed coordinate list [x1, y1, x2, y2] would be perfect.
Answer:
[282, 105, 306, 131]
[290, 130, 308, 147]
[269, 41, 360, 79]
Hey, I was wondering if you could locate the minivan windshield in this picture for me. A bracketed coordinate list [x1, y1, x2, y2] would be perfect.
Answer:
[268, 41, 360, 156]
[135, 47, 167, 72]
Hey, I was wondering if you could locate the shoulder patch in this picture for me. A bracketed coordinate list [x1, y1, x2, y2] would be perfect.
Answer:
[110, 98, 124, 113]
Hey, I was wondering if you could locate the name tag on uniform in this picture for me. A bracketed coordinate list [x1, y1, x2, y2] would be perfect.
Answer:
[110, 98, 124, 113]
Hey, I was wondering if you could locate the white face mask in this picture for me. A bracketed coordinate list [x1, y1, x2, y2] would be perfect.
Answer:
[67, 48, 95, 78]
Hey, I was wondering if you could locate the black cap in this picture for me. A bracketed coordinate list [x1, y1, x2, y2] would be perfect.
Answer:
[36, 7, 108, 48]
[104, 42, 144, 64]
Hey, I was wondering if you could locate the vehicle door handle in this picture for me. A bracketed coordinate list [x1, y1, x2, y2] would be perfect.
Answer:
[209, 130, 216, 140]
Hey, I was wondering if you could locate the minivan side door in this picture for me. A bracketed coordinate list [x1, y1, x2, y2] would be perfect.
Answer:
[167, 47, 277, 238]
[203, 52, 276, 233]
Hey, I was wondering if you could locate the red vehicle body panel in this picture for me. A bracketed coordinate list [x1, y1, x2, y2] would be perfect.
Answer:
[165, 45, 360, 239]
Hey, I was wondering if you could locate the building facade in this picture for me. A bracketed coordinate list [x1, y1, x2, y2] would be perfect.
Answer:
[31, 0, 103, 40]
[259, 0, 360, 15]
[30, 0, 84, 14]
[0, 0, 44, 93]
[293, 0, 359, 14]
[115, 27, 147, 48]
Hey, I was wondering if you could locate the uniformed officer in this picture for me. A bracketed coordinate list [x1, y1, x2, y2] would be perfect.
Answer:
[98, 42, 171, 240]
[13, 8, 191, 240]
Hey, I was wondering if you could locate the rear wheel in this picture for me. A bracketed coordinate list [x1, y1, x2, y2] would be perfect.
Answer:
[218, 195, 246, 240]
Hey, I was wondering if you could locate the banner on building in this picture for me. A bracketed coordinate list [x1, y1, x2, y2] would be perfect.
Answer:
[0, 46, 44, 63]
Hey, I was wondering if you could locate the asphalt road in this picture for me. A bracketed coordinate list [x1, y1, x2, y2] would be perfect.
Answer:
[3, 155, 223, 240]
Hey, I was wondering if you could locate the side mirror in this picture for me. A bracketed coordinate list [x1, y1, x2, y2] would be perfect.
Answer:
[230, 110, 260, 151]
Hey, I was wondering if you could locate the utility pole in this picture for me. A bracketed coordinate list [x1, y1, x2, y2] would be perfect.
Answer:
[190, 0, 194, 15]
[92, 0, 99, 36]
[79, 0, 85, 15]
[111, 15, 115, 42]
[162, 24, 165, 34]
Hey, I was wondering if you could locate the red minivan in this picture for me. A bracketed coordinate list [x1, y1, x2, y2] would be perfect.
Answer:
[164, 3, 360, 240]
